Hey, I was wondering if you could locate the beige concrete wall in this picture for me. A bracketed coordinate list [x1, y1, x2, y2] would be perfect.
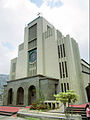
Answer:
[37, 17, 44, 75]
[58, 34, 77, 91]
[15, 28, 28, 79]
[37, 17, 60, 78]
[43, 28, 60, 78]
[9, 58, 17, 80]
[71, 38, 85, 104]
[57, 34, 86, 104]
[10, 27, 28, 80]
[16, 46, 26, 79]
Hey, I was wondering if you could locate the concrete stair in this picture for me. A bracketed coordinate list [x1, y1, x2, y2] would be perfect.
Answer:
[0, 111, 16, 116]
[0, 106, 20, 116]
[66, 107, 86, 120]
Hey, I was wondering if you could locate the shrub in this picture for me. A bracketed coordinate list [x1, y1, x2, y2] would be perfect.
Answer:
[30, 102, 47, 110]
[30, 103, 37, 110]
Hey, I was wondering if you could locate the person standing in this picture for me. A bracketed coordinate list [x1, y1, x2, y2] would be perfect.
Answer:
[85, 104, 90, 120]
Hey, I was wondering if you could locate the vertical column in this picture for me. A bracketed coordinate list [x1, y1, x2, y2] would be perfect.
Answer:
[51, 103, 53, 109]
[3, 86, 8, 105]
[55, 103, 58, 108]
[12, 88, 17, 106]
[24, 87, 28, 106]
[36, 87, 40, 101]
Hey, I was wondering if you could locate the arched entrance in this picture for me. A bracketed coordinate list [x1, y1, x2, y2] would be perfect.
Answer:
[8, 88, 13, 105]
[17, 87, 24, 105]
[28, 85, 36, 105]
[86, 83, 90, 102]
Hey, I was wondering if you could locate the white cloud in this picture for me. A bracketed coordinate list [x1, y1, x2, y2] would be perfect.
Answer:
[0, 0, 89, 74]
[40, 0, 89, 60]
[43, 0, 61, 3]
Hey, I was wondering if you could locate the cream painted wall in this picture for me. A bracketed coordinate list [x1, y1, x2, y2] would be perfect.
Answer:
[16, 46, 26, 79]
[9, 58, 17, 80]
[15, 27, 28, 79]
[71, 39, 85, 104]
[37, 17, 44, 75]
[37, 17, 60, 78]
[43, 28, 60, 78]
[58, 34, 85, 104]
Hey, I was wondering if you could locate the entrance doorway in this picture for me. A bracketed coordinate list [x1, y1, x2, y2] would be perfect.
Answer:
[28, 85, 36, 105]
[86, 83, 90, 102]
[17, 87, 24, 105]
[8, 88, 13, 105]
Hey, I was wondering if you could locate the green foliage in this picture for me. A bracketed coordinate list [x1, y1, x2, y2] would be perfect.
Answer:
[66, 90, 78, 104]
[30, 90, 48, 110]
[54, 92, 68, 104]
[54, 90, 78, 105]
[30, 102, 47, 110]
[46, 104, 50, 110]
[38, 90, 46, 102]
[30, 103, 37, 110]
[34, 89, 46, 104]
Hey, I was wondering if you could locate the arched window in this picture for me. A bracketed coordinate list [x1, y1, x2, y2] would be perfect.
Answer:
[28, 85, 36, 105]
[8, 88, 13, 105]
[86, 84, 90, 102]
[17, 87, 24, 105]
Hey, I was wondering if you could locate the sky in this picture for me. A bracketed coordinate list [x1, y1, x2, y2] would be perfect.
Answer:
[0, 0, 89, 74]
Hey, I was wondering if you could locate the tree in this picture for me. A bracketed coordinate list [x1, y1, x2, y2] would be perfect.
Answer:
[66, 90, 78, 106]
[54, 90, 78, 112]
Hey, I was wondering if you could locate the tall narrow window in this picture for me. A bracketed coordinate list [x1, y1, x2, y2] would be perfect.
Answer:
[59, 63, 62, 78]
[12, 63, 16, 73]
[28, 24, 37, 41]
[58, 46, 60, 58]
[60, 45, 63, 58]
[55, 84, 58, 94]
[62, 62, 65, 78]
[61, 83, 63, 92]
[64, 83, 66, 92]
[28, 39, 37, 50]
[63, 44, 66, 57]
[47, 25, 51, 30]
[65, 61, 68, 77]
[67, 83, 69, 90]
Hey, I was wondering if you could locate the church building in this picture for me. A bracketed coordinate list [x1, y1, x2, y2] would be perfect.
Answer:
[3, 16, 90, 106]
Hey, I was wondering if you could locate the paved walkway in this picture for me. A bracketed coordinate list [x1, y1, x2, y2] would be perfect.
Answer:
[0, 115, 26, 120]
[17, 108, 82, 120]
[0, 106, 20, 112]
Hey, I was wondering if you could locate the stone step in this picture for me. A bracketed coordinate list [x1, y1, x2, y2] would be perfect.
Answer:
[66, 107, 87, 119]
[0, 111, 14, 116]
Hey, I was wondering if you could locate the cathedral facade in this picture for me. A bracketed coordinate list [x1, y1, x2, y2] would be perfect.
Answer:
[3, 16, 90, 106]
